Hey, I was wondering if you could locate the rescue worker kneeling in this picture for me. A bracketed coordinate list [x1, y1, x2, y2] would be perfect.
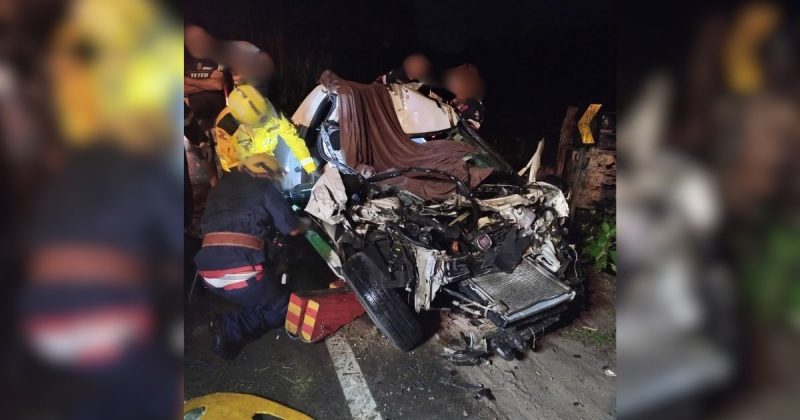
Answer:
[193, 153, 302, 359]
[214, 85, 317, 175]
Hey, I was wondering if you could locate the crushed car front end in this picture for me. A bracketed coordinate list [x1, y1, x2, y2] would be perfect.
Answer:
[293, 75, 585, 358]
[304, 164, 583, 358]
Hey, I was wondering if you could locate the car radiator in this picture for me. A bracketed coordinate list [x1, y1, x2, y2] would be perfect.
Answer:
[465, 256, 575, 325]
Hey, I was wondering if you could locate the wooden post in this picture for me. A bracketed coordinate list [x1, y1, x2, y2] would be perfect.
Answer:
[555, 106, 579, 179]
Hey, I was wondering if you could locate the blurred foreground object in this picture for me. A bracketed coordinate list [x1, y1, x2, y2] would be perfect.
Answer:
[3, 0, 183, 418]
[723, 2, 781, 95]
[618, 1, 800, 418]
[617, 76, 734, 417]
[50, 0, 182, 151]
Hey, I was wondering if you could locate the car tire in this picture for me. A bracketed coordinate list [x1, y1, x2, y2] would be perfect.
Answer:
[342, 252, 423, 351]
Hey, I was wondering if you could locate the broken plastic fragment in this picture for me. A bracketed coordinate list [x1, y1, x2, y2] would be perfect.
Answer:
[602, 366, 616, 377]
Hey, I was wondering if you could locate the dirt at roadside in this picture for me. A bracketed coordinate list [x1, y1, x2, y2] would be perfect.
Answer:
[436, 271, 616, 419]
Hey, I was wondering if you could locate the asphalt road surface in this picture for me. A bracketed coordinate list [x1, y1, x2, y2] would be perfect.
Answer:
[184, 242, 616, 419]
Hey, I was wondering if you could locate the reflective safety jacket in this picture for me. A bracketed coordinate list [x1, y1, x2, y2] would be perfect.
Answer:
[214, 106, 317, 174]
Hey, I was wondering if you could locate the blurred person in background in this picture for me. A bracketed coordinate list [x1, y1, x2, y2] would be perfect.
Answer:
[184, 48, 228, 126]
[443, 63, 486, 130]
[184, 42, 229, 237]
[183, 43, 228, 162]
[3, 0, 183, 418]
[376, 52, 433, 85]
[185, 24, 275, 93]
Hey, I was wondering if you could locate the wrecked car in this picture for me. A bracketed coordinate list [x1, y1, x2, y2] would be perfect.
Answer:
[289, 71, 584, 359]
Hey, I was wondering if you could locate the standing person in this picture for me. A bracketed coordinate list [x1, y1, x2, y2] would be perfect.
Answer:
[213, 85, 318, 175]
[193, 152, 303, 360]
[184, 49, 228, 130]
[444, 63, 486, 130]
[185, 25, 275, 91]
[184, 49, 228, 237]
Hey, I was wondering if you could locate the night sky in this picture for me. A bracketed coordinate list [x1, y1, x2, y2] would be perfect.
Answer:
[186, 0, 615, 168]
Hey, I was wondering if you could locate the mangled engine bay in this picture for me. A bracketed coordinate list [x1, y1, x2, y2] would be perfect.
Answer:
[305, 165, 584, 358]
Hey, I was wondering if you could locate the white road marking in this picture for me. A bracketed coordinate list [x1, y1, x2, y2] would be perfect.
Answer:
[326, 333, 383, 420]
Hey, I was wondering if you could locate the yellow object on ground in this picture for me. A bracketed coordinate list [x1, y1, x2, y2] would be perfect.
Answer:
[183, 392, 313, 420]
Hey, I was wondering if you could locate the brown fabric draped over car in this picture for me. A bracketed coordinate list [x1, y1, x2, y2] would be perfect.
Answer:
[319, 70, 493, 201]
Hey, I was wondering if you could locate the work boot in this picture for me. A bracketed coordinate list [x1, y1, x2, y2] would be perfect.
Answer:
[209, 315, 243, 360]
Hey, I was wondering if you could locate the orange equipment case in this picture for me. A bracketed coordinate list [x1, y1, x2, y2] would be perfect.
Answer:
[285, 287, 365, 342]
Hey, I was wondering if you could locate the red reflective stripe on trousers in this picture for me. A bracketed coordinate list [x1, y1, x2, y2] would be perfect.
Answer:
[197, 264, 264, 278]
[219, 271, 265, 291]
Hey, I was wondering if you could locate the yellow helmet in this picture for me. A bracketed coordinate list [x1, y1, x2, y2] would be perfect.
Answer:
[228, 85, 273, 127]
[50, 0, 182, 150]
